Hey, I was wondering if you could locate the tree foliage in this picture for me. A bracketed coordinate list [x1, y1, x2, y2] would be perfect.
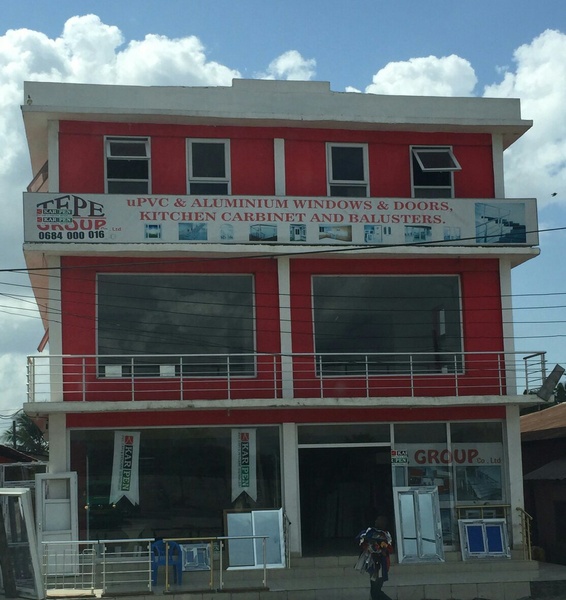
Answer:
[2, 413, 48, 456]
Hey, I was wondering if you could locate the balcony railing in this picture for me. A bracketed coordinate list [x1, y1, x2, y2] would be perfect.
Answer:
[26, 351, 546, 404]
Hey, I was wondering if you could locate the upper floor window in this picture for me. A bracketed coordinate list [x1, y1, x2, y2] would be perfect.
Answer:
[188, 139, 230, 194]
[327, 143, 368, 197]
[312, 275, 462, 375]
[411, 146, 461, 198]
[105, 137, 150, 194]
[97, 273, 255, 377]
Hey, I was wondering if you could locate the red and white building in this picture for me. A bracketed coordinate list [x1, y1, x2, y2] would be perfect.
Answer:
[22, 79, 542, 562]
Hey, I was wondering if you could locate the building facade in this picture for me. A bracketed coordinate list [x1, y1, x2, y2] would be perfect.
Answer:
[22, 79, 542, 561]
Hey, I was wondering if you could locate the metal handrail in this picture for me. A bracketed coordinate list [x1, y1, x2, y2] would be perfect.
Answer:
[26, 350, 547, 404]
[41, 538, 153, 594]
[516, 506, 533, 560]
[160, 535, 269, 591]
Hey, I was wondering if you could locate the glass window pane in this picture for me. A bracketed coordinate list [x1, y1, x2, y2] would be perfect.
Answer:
[190, 182, 229, 195]
[97, 274, 255, 373]
[414, 149, 459, 171]
[412, 156, 452, 186]
[298, 424, 390, 444]
[399, 493, 418, 554]
[331, 146, 365, 181]
[108, 140, 148, 157]
[394, 423, 447, 443]
[455, 465, 503, 501]
[418, 493, 437, 555]
[71, 427, 281, 541]
[466, 524, 486, 553]
[485, 524, 504, 553]
[107, 159, 149, 180]
[451, 422, 502, 443]
[329, 185, 367, 197]
[413, 187, 453, 198]
[107, 180, 149, 194]
[191, 142, 226, 178]
[227, 513, 255, 566]
[313, 276, 461, 374]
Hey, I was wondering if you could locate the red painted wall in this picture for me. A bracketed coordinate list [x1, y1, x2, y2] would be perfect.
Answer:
[60, 255, 281, 357]
[289, 257, 503, 354]
[61, 255, 502, 359]
[58, 122, 493, 199]
[66, 405, 505, 428]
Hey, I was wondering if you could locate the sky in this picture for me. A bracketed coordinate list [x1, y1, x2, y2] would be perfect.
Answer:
[1, 0, 566, 415]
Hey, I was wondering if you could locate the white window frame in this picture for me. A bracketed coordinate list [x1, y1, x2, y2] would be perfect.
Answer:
[105, 136, 151, 194]
[411, 146, 461, 198]
[326, 142, 369, 197]
[187, 139, 231, 194]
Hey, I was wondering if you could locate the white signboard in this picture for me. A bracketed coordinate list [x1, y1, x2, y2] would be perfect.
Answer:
[23, 193, 539, 247]
[109, 431, 140, 505]
[231, 428, 257, 502]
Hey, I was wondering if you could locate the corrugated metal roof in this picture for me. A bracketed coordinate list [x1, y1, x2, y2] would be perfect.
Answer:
[521, 402, 566, 440]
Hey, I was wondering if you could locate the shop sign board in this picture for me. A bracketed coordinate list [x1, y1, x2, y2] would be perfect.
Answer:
[231, 429, 257, 502]
[399, 444, 502, 466]
[109, 431, 140, 505]
[391, 449, 408, 465]
[23, 193, 538, 247]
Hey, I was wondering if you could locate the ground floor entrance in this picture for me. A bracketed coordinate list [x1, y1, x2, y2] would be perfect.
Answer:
[299, 446, 393, 556]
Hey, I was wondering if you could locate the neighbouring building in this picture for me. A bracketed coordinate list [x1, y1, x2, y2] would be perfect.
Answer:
[21, 79, 543, 563]
[522, 403, 566, 564]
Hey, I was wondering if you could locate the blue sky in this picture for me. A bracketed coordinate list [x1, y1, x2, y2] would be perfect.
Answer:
[1, 0, 566, 413]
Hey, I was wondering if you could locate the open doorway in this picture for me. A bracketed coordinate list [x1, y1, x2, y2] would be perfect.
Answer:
[299, 447, 393, 556]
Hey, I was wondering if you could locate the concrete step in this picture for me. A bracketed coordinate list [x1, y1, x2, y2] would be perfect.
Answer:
[153, 557, 550, 600]
[59, 557, 566, 600]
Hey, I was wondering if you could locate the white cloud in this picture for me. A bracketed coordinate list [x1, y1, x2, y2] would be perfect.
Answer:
[364, 55, 477, 97]
[0, 353, 28, 415]
[483, 29, 566, 207]
[1, 13, 566, 411]
[259, 50, 316, 81]
[0, 15, 320, 412]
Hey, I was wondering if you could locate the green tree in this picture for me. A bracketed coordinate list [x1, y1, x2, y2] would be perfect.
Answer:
[2, 413, 48, 456]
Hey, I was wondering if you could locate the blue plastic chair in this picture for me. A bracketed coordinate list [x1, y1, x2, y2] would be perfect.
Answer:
[151, 540, 183, 585]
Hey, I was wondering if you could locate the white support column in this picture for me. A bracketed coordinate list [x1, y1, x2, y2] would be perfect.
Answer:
[278, 257, 293, 398]
[47, 413, 69, 472]
[274, 138, 294, 398]
[500, 258, 517, 394]
[274, 138, 286, 197]
[506, 405, 526, 550]
[492, 133, 505, 198]
[281, 422, 301, 556]
[47, 120, 59, 192]
[46, 255, 63, 403]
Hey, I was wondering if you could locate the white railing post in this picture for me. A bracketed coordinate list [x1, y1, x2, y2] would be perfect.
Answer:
[27, 357, 34, 403]
[219, 539, 224, 590]
[179, 357, 184, 402]
[262, 536, 267, 588]
[409, 355, 414, 397]
[130, 358, 135, 401]
[227, 356, 231, 401]
[82, 358, 86, 402]
[319, 355, 324, 398]
[454, 355, 459, 396]
[102, 542, 107, 593]
[365, 355, 369, 398]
